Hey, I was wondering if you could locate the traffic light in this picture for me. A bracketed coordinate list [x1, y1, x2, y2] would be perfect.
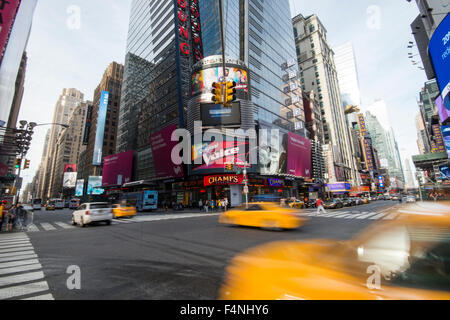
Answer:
[15, 158, 22, 169]
[226, 163, 233, 171]
[211, 82, 223, 104]
[23, 159, 30, 170]
[224, 81, 236, 106]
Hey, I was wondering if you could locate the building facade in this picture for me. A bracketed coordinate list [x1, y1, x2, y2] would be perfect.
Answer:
[293, 14, 357, 185]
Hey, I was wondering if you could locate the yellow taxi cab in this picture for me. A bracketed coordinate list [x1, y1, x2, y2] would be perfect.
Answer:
[219, 201, 450, 300]
[360, 197, 370, 204]
[46, 202, 56, 211]
[219, 202, 306, 230]
[288, 199, 305, 209]
[112, 202, 137, 219]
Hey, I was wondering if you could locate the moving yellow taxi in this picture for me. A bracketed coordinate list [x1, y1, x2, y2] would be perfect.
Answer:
[112, 203, 137, 219]
[288, 200, 305, 209]
[219, 202, 305, 230]
[46, 202, 56, 211]
[219, 201, 450, 300]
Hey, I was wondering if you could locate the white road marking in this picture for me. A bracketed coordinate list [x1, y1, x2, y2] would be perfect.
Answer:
[26, 224, 39, 232]
[0, 271, 44, 287]
[357, 212, 381, 219]
[0, 254, 38, 263]
[345, 212, 369, 219]
[383, 212, 400, 220]
[54, 222, 75, 229]
[0, 250, 35, 259]
[0, 242, 31, 248]
[370, 212, 388, 220]
[0, 263, 42, 276]
[0, 246, 34, 253]
[39, 223, 57, 231]
[0, 281, 50, 300]
[0, 259, 40, 269]
[22, 293, 54, 300]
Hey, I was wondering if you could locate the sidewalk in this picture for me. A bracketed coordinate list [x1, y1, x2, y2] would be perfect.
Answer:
[136, 209, 225, 216]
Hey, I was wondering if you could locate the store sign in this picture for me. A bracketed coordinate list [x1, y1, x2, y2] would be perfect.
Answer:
[204, 174, 244, 187]
[268, 178, 284, 187]
[0, 0, 20, 65]
[177, 0, 203, 63]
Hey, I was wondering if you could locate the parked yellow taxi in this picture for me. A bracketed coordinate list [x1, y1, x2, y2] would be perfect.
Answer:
[219, 202, 305, 230]
[219, 201, 450, 300]
[112, 203, 137, 219]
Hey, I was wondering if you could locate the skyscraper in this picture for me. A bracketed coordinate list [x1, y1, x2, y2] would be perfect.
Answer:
[293, 14, 356, 184]
[40, 89, 85, 200]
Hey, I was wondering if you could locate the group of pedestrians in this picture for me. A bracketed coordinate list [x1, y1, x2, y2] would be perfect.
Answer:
[198, 198, 229, 213]
[0, 201, 29, 232]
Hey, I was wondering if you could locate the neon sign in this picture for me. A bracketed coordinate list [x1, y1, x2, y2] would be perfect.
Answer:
[177, 0, 203, 63]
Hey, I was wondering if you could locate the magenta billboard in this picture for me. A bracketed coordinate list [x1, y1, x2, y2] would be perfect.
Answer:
[0, 0, 20, 65]
[102, 150, 133, 187]
[436, 95, 450, 124]
[150, 125, 184, 179]
[287, 132, 311, 178]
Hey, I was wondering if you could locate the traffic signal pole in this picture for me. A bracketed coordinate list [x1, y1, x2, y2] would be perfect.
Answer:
[218, 0, 227, 86]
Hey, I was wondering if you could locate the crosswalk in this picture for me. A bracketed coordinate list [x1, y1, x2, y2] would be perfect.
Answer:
[302, 209, 399, 221]
[0, 233, 54, 300]
[4, 212, 222, 234]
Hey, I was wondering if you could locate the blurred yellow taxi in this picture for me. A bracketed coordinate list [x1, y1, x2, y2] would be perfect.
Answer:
[219, 201, 450, 300]
[46, 202, 56, 211]
[361, 197, 370, 204]
[219, 202, 305, 230]
[288, 200, 304, 209]
[113, 203, 137, 219]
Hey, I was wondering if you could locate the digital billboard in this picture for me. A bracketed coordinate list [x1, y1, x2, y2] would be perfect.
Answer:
[429, 14, 450, 118]
[442, 125, 450, 158]
[200, 102, 241, 126]
[75, 179, 84, 197]
[64, 164, 77, 173]
[287, 132, 311, 178]
[436, 95, 450, 124]
[192, 138, 252, 174]
[0, 0, 21, 65]
[93, 91, 109, 166]
[87, 176, 104, 195]
[102, 150, 133, 187]
[192, 66, 249, 96]
[259, 125, 288, 176]
[149, 125, 184, 179]
[63, 172, 77, 188]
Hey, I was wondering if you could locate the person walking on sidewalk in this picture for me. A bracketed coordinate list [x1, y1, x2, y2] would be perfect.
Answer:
[199, 199, 203, 212]
[205, 200, 209, 213]
[0, 200, 6, 232]
[316, 198, 326, 215]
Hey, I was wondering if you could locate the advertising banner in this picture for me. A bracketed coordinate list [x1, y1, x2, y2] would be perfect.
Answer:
[192, 138, 251, 173]
[87, 176, 104, 195]
[259, 127, 288, 176]
[63, 172, 77, 188]
[149, 125, 184, 179]
[102, 150, 133, 187]
[93, 91, 109, 166]
[440, 165, 450, 180]
[442, 125, 450, 158]
[357, 113, 375, 172]
[326, 182, 351, 192]
[64, 164, 77, 172]
[436, 95, 450, 124]
[192, 66, 249, 96]
[287, 132, 311, 178]
[0, 0, 20, 65]
[0, 162, 8, 177]
[429, 14, 450, 117]
[75, 179, 84, 197]
[200, 102, 241, 126]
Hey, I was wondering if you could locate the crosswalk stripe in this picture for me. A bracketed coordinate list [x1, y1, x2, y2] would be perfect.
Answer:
[0, 237, 29, 242]
[0, 246, 33, 254]
[0, 259, 40, 269]
[22, 293, 54, 300]
[0, 250, 35, 259]
[54, 222, 75, 229]
[345, 212, 369, 219]
[357, 212, 381, 219]
[26, 225, 39, 232]
[0, 263, 42, 276]
[0, 254, 38, 263]
[0, 281, 50, 300]
[0, 271, 44, 287]
[0, 241, 31, 248]
[39, 223, 56, 231]
[336, 213, 354, 218]
[370, 212, 388, 220]
[384, 212, 400, 220]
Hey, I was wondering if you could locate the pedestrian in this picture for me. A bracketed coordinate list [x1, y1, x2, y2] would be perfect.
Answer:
[205, 200, 209, 213]
[0, 200, 6, 232]
[199, 199, 203, 212]
[211, 200, 215, 212]
[316, 198, 326, 215]
[6, 205, 17, 232]
[224, 198, 228, 211]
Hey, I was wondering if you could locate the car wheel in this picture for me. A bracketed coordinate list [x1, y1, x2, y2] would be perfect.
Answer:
[72, 217, 77, 226]
[106, 220, 111, 225]
[79, 218, 85, 228]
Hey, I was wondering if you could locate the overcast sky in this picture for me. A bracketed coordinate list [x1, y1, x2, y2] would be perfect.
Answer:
[19, 0, 426, 189]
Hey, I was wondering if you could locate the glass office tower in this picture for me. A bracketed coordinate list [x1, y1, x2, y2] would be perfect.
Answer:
[199, 0, 299, 131]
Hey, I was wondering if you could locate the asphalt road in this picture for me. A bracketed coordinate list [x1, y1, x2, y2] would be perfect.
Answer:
[0, 200, 404, 300]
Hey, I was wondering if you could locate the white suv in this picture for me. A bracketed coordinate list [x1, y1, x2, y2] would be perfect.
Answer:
[72, 202, 113, 227]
